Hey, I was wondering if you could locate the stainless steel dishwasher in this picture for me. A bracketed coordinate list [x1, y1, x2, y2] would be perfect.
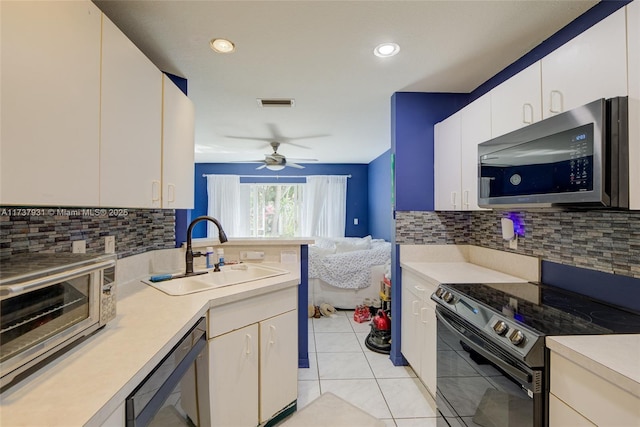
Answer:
[126, 317, 210, 427]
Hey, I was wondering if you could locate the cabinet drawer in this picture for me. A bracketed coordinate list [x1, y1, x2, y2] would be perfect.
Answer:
[550, 352, 640, 426]
[208, 287, 297, 337]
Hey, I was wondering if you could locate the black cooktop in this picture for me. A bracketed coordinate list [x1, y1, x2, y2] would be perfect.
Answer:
[445, 282, 640, 336]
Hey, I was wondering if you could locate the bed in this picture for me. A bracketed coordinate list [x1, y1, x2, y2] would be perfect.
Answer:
[308, 236, 391, 309]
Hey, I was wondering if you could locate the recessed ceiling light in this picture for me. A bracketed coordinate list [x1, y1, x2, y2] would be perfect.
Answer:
[373, 42, 400, 58]
[210, 38, 235, 53]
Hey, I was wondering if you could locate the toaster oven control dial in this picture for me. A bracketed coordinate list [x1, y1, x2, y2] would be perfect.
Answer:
[509, 329, 525, 346]
[435, 288, 445, 298]
[493, 320, 509, 336]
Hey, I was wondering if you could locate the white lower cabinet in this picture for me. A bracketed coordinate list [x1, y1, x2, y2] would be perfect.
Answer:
[549, 351, 640, 426]
[401, 269, 437, 396]
[208, 287, 298, 426]
[210, 323, 260, 427]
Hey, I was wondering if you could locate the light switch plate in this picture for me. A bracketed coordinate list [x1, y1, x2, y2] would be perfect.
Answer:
[105, 236, 115, 254]
[72, 240, 86, 253]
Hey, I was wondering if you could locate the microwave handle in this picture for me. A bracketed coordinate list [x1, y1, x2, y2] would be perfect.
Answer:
[0, 260, 116, 299]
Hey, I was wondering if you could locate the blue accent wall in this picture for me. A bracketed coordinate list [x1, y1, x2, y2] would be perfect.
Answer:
[391, 92, 468, 212]
[368, 150, 392, 241]
[188, 162, 369, 242]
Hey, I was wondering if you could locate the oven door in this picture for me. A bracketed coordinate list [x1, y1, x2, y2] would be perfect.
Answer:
[436, 307, 544, 427]
[0, 263, 105, 387]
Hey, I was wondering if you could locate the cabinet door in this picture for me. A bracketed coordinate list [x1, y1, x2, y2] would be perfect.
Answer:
[549, 394, 596, 427]
[209, 324, 259, 427]
[434, 112, 462, 210]
[162, 76, 195, 209]
[259, 310, 298, 423]
[460, 94, 491, 211]
[418, 301, 437, 397]
[1, 1, 101, 206]
[491, 62, 542, 137]
[401, 279, 421, 372]
[628, 1, 640, 210]
[541, 8, 627, 118]
[100, 15, 162, 208]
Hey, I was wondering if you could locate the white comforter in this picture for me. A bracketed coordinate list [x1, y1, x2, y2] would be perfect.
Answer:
[308, 239, 391, 289]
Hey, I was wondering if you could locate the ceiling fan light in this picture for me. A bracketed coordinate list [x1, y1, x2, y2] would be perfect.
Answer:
[373, 42, 400, 58]
[210, 38, 235, 53]
[266, 164, 286, 171]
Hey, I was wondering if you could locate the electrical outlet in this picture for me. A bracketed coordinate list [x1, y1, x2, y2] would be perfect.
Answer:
[353, 218, 359, 225]
[72, 240, 86, 253]
[509, 236, 518, 250]
[105, 236, 115, 254]
[509, 297, 518, 311]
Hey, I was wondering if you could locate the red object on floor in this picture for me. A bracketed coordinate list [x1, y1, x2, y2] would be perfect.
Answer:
[353, 305, 371, 323]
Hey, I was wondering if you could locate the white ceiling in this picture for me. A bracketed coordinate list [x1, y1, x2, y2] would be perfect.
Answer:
[93, 0, 597, 165]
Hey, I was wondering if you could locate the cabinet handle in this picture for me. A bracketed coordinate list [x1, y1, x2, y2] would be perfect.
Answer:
[451, 192, 458, 209]
[167, 184, 176, 203]
[245, 334, 252, 355]
[412, 300, 419, 316]
[522, 103, 534, 124]
[151, 180, 161, 204]
[269, 325, 276, 345]
[549, 90, 563, 114]
[463, 190, 470, 208]
[421, 307, 428, 324]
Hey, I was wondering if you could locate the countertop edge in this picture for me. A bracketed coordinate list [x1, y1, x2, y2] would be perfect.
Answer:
[546, 336, 640, 399]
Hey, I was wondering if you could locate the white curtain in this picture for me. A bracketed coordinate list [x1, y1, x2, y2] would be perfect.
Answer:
[205, 175, 248, 237]
[302, 175, 347, 238]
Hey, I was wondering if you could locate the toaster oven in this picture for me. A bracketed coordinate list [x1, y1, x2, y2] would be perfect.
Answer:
[0, 253, 117, 389]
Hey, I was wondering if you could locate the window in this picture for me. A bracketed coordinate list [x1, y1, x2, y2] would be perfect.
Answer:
[206, 174, 347, 238]
[245, 183, 303, 237]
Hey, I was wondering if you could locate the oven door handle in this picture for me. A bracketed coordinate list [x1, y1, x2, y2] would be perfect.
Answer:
[0, 260, 116, 299]
[436, 309, 532, 385]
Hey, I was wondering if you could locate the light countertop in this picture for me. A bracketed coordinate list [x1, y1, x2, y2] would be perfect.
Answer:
[401, 261, 529, 286]
[547, 335, 640, 399]
[0, 263, 300, 427]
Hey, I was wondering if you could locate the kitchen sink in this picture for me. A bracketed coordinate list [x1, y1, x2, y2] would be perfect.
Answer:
[145, 264, 290, 296]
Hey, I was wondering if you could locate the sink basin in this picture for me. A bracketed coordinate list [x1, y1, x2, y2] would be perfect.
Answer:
[145, 264, 290, 296]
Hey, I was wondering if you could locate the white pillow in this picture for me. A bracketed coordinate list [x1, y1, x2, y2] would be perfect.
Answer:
[335, 236, 371, 253]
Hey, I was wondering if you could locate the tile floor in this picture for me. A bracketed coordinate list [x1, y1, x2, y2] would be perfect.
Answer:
[298, 310, 441, 426]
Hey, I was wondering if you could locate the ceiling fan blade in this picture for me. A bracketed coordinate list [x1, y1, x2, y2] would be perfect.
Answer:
[288, 158, 318, 162]
[229, 160, 266, 163]
[286, 162, 305, 169]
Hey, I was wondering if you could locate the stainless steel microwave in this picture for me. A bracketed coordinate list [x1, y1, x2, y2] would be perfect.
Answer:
[478, 97, 628, 208]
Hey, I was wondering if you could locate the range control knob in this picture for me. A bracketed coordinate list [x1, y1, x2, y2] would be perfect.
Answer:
[442, 292, 454, 304]
[435, 288, 445, 298]
[509, 329, 526, 346]
[493, 320, 509, 336]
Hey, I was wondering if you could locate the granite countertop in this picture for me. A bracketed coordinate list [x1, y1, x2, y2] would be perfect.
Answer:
[546, 335, 640, 399]
[0, 263, 300, 427]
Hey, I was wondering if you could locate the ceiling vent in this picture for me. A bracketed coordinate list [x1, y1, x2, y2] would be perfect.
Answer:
[257, 98, 295, 108]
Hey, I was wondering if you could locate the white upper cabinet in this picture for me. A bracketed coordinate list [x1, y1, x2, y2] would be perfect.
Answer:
[434, 95, 490, 211]
[162, 76, 195, 209]
[434, 112, 461, 210]
[1, 1, 102, 206]
[541, 7, 628, 118]
[460, 94, 491, 211]
[100, 15, 163, 208]
[628, 1, 640, 210]
[491, 62, 542, 137]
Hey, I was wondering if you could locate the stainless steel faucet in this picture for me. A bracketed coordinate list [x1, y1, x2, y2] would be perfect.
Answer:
[185, 216, 228, 276]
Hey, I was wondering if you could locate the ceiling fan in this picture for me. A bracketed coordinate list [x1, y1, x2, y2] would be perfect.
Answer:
[249, 141, 318, 170]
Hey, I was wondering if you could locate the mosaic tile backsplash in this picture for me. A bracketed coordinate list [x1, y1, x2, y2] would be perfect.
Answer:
[396, 209, 640, 279]
[0, 207, 176, 259]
